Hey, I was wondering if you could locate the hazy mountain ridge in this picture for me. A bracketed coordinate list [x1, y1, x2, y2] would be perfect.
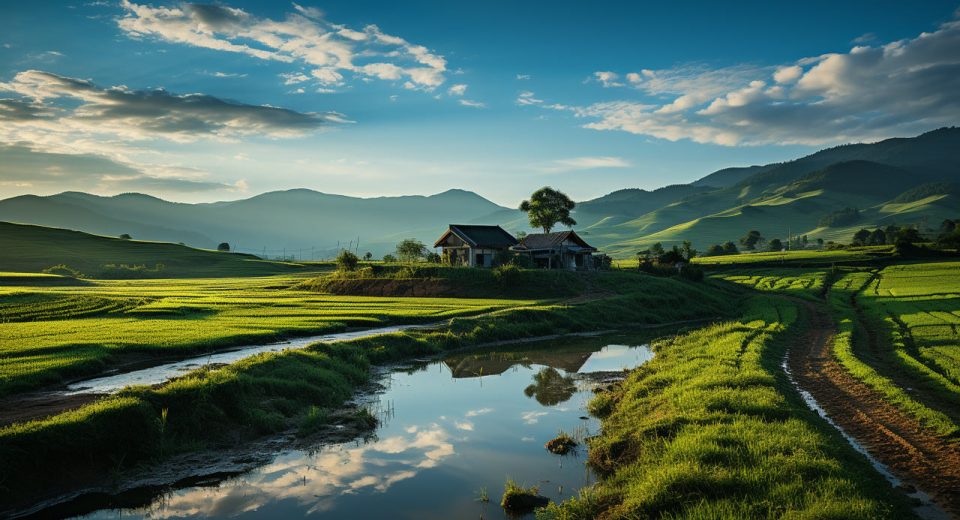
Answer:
[0, 128, 957, 258]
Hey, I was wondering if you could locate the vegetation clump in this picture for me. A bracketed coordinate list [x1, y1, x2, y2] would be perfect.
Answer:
[500, 479, 549, 513]
[519, 186, 576, 233]
[544, 431, 577, 454]
[335, 249, 359, 271]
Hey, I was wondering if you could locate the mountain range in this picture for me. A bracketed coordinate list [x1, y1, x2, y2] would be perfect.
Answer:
[0, 128, 957, 259]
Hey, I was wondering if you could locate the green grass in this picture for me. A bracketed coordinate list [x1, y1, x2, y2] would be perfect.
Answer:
[0, 275, 532, 396]
[0, 272, 730, 505]
[539, 296, 915, 519]
[0, 221, 313, 278]
[691, 246, 894, 266]
[826, 270, 958, 437]
[711, 268, 829, 301]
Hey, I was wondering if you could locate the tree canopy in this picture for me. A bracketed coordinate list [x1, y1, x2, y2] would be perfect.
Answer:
[395, 239, 428, 262]
[519, 187, 576, 233]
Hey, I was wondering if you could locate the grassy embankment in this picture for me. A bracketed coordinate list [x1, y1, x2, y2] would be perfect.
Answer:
[0, 270, 729, 506]
[540, 295, 915, 519]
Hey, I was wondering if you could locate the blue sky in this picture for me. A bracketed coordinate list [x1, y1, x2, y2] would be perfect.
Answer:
[0, 1, 958, 205]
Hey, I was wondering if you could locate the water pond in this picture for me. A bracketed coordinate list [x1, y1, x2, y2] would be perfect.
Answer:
[63, 332, 661, 519]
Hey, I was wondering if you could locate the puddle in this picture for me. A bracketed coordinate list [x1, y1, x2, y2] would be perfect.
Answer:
[43, 333, 659, 519]
[64, 323, 435, 395]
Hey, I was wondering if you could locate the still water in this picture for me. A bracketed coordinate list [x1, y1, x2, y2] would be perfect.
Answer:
[72, 334, 658, 519]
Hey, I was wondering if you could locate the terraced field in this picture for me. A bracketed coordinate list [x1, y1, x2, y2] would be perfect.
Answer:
[0, 274, 534, 396]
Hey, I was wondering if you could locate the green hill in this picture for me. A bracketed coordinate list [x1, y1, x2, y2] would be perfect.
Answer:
[0, 222, 309, 278]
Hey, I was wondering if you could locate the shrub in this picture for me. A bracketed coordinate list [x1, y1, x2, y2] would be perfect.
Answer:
[493, 263, 523, 286]
[336, 250, 360, 271]
[382, 254, 397, 263]
[217, 242, 230, 252]
[42, 264, 84, 278]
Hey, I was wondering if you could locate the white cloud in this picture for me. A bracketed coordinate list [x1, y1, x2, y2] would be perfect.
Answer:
[458, 99, 485, 108]
[465, 407, 493, 417]
[447, 83, 467, 96]
[593, 71, 623, 87]
[542, 156, 631, 173]
[520, 411, 547, 424]
[516, 73, 531, 80]
[516, 90, 542, 106]
[536, 17, 960, 146]
[118, 1, 450, 91]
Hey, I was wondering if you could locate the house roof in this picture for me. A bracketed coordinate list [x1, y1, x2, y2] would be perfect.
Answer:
[433, 224, 518, 249]
[512, 230, 596, 251]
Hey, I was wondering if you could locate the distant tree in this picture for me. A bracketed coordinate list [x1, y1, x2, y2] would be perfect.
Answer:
[740, 230, 762, 250]
[884, 225, 901, 245]
[515, 230, 528, 240]
[801, 235, 809, 247]
[118, 233, 132, 240]
[363, 252, 373, 261]
[382, 254, 397, 263]
[395, 239, 428, 262]
[425, 252, 441, 263]
[937, 219, 960, 249]
[897, 227, 922, 243]
[852, 228, 871, 246]
[816, 238, 824, 248]
[336, 250, 359, 271]
[868, 229, 886, 246]
[651, 242, 665, 257]
[768, 238, 784, 251]
[519, 187, 576, 233]
[704, 244, 725, 256]
[819, 207, 860, 228]
[636, 249, 652, 262]
[722, 241, 739, 255]
[657, 245, 685, 265]
[681, 240, 697, 260]
[217, 242, 230, 252]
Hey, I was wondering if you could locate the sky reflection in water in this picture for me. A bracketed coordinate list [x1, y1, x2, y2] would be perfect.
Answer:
[78, 338, 655, 520]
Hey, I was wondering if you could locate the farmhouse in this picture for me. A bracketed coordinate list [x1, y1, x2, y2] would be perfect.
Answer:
[511, 230, 597, 270]
[433, 224, 518, 267]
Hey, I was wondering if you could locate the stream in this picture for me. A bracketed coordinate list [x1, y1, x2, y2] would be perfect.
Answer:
[64, 323, 437, 395]
[37, 332, 662, 519]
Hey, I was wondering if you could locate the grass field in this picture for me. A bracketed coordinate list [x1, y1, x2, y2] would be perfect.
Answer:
[0, 272, 731, 506]
[854, 262, 960, 428]
[540, 296, 913, 519]
[0, 274, 532, 396]
[711, 267, 829, 301]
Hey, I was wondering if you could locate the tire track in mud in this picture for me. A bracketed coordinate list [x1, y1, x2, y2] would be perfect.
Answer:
[787, 300, 960, 518]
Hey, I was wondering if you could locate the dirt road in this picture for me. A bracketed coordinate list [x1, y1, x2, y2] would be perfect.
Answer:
[788, 301, 960, 517]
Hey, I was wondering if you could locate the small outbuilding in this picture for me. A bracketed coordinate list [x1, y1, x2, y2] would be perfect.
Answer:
[512, 230, 597, 270]
[433, 224, 518, 267]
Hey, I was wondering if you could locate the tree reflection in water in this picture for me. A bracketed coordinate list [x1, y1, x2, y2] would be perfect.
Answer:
[523, 367, 577, 406]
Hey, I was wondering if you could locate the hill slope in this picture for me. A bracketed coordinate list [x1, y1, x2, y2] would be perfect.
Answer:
[0, 222, 307, 278]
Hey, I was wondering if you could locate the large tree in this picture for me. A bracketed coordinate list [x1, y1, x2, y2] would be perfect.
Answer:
[395, 238, 428, 262]
[740, 230, 763, 250]
[519, 187, 576, 233]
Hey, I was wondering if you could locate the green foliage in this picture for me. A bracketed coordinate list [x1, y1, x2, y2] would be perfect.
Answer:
[336, 249, 360, 271]
[892, 182, 958, 203]
[519, 186, 577, 233]
[382, 254, 397, 263]
[739, 230, 762, 250]
[42, 264, 83, 278]
[217, 242, 230, 252]
[395, 239, 428, 262]
[767, 238, 783, 251]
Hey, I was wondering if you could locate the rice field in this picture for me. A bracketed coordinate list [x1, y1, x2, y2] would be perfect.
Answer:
[711, 268, 828, 301]
[0, 273, 535, 396]
[856, 262, 960, 414]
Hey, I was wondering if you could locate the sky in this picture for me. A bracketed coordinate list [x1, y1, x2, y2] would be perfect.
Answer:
[0, 1, 958, 206]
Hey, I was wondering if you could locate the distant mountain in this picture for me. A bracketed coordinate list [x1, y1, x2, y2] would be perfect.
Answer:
[1, 128, 957, 259]
[0, 188, 510, 258]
